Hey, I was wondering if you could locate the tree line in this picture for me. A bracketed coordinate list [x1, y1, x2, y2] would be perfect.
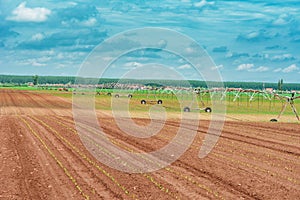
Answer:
[0, 75, 299, 90]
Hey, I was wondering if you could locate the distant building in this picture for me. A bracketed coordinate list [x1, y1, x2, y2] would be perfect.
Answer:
[27, 82, 34, 86]
[265, 88, 273, 92]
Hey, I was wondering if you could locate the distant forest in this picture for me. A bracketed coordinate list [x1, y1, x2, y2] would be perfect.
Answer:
[0, 74, 299, 90]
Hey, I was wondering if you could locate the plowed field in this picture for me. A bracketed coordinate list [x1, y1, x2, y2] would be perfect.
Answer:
[1, 89, 300, 199]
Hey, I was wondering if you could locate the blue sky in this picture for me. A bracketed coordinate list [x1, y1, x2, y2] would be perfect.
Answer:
[0, 0, 299, 82]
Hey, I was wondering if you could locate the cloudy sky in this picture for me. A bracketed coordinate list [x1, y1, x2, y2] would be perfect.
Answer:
[0, 0, 299, 82]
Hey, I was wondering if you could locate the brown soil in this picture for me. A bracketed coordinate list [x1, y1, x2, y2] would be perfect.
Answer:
[1, 89, 300, 199]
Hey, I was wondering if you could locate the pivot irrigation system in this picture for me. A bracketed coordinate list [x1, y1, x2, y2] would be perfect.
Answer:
[191, 87, 300, 122]
[72, 85, 300, 121]
[270, 92, 300, 122]
[114, 93, 133, 98]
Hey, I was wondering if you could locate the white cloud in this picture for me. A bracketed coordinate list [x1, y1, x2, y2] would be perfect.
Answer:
[31, 61, 46, 67]
[273, 68, 282, 72]
[37, 56, 51, 63]
[246, 32, 259, 39]
[44, 50, 55, 56]
[55, 64, 67, 69]
[22, 58, 47, 67]
[57, 53, 64, 59]
[237, 30, 275, 42]
[31, 33, 45, 41]
[178, 64, 192, 69]
[273, 14, 293, 26]
[102, 56, 114, 61]
[68, 2, 78, 6]
[178, 58, 186, 63]
[211, 64, 223, 70]
[157, 39, 167, 49]
[282, 64, 298, 73]
[124, 62, 143, 69]
[237, 64, 269, 72]
[237, 63, 254, 71]
[271, 54, 295, 61]
[273, 18, 287, 26]
[249, 66, 269, 72]
[81, 17, 97, 26]
[7, 2, 51, 22]
[194, 0, 215, 8]
[226, 52, 249, 59]
[62, 17, 98, 27]
[185, 47, 195, 53]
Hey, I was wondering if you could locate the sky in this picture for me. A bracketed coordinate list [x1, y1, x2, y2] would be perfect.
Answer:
[0, 0, 300, 82]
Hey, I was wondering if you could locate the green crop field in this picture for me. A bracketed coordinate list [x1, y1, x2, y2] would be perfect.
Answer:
[1, 86, 299, 117]
[0, 85, 39, 91]
[73, 88, 300, 116]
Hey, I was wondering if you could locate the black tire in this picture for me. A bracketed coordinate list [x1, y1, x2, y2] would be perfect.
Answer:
[115, 94, 120, 98]
[141, 100, 146, 104]
[157, 100, 163, 104]
[96, 92, 101, 95]
[128, 94, 133, 98]
[270, 118, 278, 122]
[183, 107, 190, 112]
[205, 107, 212, 113]
[107, 92, 111, 96]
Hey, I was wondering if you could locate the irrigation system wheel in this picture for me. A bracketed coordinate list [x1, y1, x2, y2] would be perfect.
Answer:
[157, 100, 163, 104]
[183, 107, 190, 112]
[205, 107, 212, 113]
